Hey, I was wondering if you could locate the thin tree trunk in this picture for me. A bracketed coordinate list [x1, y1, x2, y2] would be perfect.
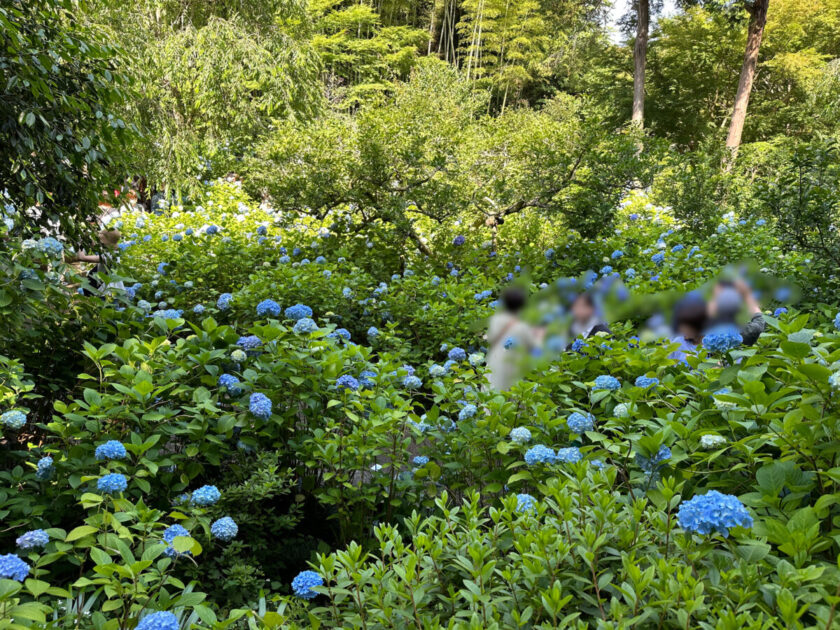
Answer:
[632, 0, 649, 127]
[725, 0, 770, 155]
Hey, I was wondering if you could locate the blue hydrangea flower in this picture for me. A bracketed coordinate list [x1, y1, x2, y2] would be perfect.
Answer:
[359, 370, 377, 388]
[834, 312, 840, 330]
[279, 255, 290, 264]
[151, 308, 183, 320]
[571, 339, 587, 352]
[636, 445, 671, 473]
[593, 375, 620, 391]
[555, 446, 582, 463]
[16, 529, 49, 550]
[97, 473, 127, 494]
[452, 235, 466, 246]
[217, 293, 233, 310]
[629, 213, 639, 221]
[336, 375, 359, 391]
[429, 364, 447, 378]
[328, 328, 351, 341]
[611, 250, 624, 259]
[36, 456, 54, 480]
[162, 524, 191, 558]
[677, 490, 752, 537]
[293, 318, 317, 334]
[634, 375, 659, 389]
[0, 554, 30, 581]
[756, 219, 766, 226]
[205, 225, 219, 235]
[191, 485, 221, 506]
[515, 493, 537, 513]
[448, 347, 466, 362]
[545, 248, 555, 260]
[652, 253, 665, 266]
[413, 456, 429, 466]
[210, 516, 239, 542]
[95, 440, 127, 461]
[236, 335, 262, 350]
[256, 299, 281, 317]
[218, 374, 242, 395]
[600, 265, 613, 275]
[257, 225, 268, 236]
[249, 393, 272, 419]
[1, 410, 27, 430]
[367, 326, 379, 339]
[773, 307, 788, 317]
[458, 404, 477, 421]
[566, 412, 594, 433]
[510, 426, 531, 444]
[403, 375, 422, 389]
[285, 303, 313, 320]
[193, 304, 205, 314]
[292, 570, 323, 599]
[156, 262, 168, 274]
[671, 244, 684, 253]
[525, 444, 555, 465]
[702, 325, 743, 353]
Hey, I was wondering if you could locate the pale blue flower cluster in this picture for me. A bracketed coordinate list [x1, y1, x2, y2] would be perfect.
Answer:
[510, 426, 531, 444]
[236, 335, 262, 350]
[702, 325, 743, 353]
[336, 375, 359, 391]
[256, 299, 281, 317]
[773, 307, 788, 317]
[634, 375, 659, 389]
[95, 440, 127, 461]
[458, 404, 477, 421]
[447, 347, 466, 361]
[285, 303, 313, 320]
[97, 473, 127, 494]
[593, 375, 620, 391]
[566, 412, 594, 433]
[677, 490, 752, 537]
[162, 524, 191, 557]
[36, 456, 54, 480]
[403, 375, 422, 389]
[367, 326, 379, 338]
[524, 444, 555, 465]
[452, 235, 466, 246]
[0, 554, 30, 581]
[249, 393, 272, 419]
[515, 493, 537, 513]
[293, 318, 318, 334]
[413, 456, 429, 466]
[211, 516, 239, 542]
[611, 250, 624, 259]
[217, 293, 233, 310]
[191, 485, 221, 506]
[652, 253, 665, 265]
[1, 410, 27, 430]
[555, 447, 582, 463]
[16, 529, 49, 550]
[218, 374, 242, 395]
[292, 570, 324, 599]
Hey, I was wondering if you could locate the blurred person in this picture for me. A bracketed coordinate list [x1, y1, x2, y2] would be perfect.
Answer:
[72, 229, 124, 295]
[669, 292, 707, 363]
[570, 293, 611, 339]
[708, 278, 765, 345]
[485, 287, 543, 390]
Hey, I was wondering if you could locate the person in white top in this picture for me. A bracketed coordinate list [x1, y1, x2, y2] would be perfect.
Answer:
[485, 287, 544, 391]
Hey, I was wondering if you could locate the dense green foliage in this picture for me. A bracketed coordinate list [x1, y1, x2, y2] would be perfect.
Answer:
[3, 0, 840, 627]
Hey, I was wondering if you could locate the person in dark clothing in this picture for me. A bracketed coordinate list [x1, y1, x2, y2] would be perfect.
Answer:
[570, 293, 611, 338]
[669, 292, 707, 362]
[708, 279, 765, 346]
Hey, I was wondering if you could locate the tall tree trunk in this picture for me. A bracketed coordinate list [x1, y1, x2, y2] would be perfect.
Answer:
[725, 0, 770, 154]
[632, 0, 649, 127]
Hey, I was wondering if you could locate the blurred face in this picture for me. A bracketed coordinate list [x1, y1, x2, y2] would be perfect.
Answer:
[571, 297, 594, 322]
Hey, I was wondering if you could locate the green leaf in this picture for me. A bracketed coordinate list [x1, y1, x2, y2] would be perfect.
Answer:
[65, 525, 98, 542]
